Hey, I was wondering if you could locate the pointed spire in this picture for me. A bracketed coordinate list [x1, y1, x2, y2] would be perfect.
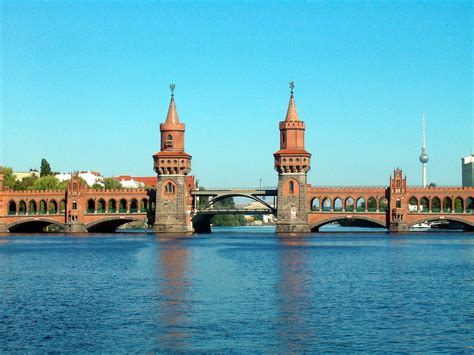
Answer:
[165, 83, 179, 124]
[285, 81, 300, 122]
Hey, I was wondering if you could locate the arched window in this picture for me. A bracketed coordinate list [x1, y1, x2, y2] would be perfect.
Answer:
[29, 201, 37, 215]
[72, 201, 77, 210]
[322, 198, 331, 212]
[345, 197, 354, 211]
[130, 199, 138, 213]
[289, 181, 294, 194]
[97, 199, 106, 213]
[396, 199, 401, 208]
[379, 198, 388, 211]
[19, 201, 27, 215]
[49, 200, 58, 214]
[443, 197, 452, 212]
[356, 198, 366, 212]
[367, 197, 377, 212]
[311, 198, 320, 211]
[282, 132, 286, 143]
[39, 200, 47, 214]
[333, 198, 343, 211]
[140, 198, 148, 212]
[119, 199, 128, 213]
[165, 182, 175, 194]
[8, 201, 17, 215]
[108, 199, 117, 213]
[87, 199, 95, 213]
[165, 134, 173, 148]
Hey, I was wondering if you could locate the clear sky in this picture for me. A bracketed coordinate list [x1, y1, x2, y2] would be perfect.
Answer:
[1, 1, 472, 188]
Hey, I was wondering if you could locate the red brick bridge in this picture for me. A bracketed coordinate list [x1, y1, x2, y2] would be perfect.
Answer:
[0, 85, 472, 233]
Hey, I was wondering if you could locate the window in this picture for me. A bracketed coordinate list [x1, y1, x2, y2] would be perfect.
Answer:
[289, 181, 294, 194]
[72, 201, 77, 210]
[165, 182, 175, 194]
[165, 134, 173, 148]
[396, 199, 401, 208]
[282, 132, 286, 143]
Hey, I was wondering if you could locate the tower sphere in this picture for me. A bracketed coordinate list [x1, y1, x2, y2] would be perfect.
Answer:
[419, 152, 429, 164]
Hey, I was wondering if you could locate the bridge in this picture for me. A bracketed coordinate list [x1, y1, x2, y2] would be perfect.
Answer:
[0, 85, 473, 233]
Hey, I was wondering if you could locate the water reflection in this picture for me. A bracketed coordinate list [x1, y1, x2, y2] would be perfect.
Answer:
[276, 236, 316, 351]
[154, 235, 192, 351]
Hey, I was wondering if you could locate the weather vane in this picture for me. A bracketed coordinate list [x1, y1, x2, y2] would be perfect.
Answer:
[170, 83, 176, 96]
[289, 81, 295, 94]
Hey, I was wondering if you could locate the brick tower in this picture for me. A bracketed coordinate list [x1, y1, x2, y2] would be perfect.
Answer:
[388, 168, 409, 232]
[153, 84, 193, 233]
[274, 83, 311, 233]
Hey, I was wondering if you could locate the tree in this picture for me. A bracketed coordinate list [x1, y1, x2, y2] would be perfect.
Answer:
[1, 167, 16, 188]
[92, 182, 104, 190]
[40, 159, 52, 177]
[14, 175, 38, 190]
[31, 175, 65, 190]
[103, 177, 123, 190]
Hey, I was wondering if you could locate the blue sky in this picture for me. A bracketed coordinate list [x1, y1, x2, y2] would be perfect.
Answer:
[1, 1, 472, 187]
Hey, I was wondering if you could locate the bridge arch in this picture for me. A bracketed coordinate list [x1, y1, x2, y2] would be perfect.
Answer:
[7, 218, 66, 233]
[201, 193, 274, 212]
[86, 216, 145, 232]
[87, 199, 95, 213]
[379, 197, 388, 211]
[408, 216, 473, 230]
[310, 215, 387, 232]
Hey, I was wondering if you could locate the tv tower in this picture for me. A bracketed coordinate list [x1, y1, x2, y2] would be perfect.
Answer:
[419, 113, 429, 187]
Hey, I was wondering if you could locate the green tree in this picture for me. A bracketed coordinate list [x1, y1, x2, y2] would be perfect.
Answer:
[1, 167, 16, 188]
[92, 182, 104, 189]
[31, 175, 64, 190]
[40, 159, 52, 177]
[14, 175, 38, 190]
[103, 177, 123, 189]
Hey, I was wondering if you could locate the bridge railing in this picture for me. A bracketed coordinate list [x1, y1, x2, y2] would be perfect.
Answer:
[194, 186, 277, 191]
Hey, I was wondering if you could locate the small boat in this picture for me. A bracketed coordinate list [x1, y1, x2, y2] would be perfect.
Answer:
[410, 221, 431, 230]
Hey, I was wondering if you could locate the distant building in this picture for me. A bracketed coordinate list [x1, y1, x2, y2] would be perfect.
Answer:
[114, 176, 158, 188]
[14, 170, 39, 180]
[56, 171, 104, 187]
[462, 155, 474, 187]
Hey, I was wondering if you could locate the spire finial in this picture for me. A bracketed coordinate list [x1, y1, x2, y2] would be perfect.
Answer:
[170, 83, 175, 97]
[289, 81, 295, 95]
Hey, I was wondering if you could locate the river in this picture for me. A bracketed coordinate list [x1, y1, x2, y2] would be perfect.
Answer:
[1, 226, 473, 352]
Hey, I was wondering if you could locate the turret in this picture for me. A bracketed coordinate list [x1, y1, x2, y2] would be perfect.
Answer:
[153, 84, 194, 233]
[274, 82, 311, 174]
[153, 84, 192, 176]
[274, 82, 311, 233]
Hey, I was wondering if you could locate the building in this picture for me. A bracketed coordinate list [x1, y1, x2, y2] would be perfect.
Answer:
[114, 176, 158, 188]
[462, 155, 474, 187]
[56, 171, 104, 187]
[14, 170, 39, 180]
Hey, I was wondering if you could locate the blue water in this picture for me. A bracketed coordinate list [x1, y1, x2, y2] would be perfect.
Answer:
[1, 227, 473, 352]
